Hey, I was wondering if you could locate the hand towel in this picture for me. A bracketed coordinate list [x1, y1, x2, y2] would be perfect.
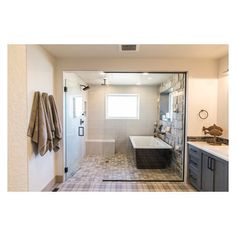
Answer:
[49, 95, 62, 152]
[38, 94, 51, 155]
[27, 91, 39, 140]
[42, 93, 54, 151]
[27, 92, 52, 156]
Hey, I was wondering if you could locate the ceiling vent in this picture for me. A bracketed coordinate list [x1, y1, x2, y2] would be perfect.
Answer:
[120, 44, 139, 52]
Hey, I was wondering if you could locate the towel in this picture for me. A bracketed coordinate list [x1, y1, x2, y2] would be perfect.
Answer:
[49, 95, 62, 152]
[42, 93, 55, 151]
[27, 91, 39, 142]
[27, 92, 52, 156]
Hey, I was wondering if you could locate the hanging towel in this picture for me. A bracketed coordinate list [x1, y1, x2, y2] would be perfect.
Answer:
[40, 94, 53, 155]
[27, 91, 39, 142]
[42, 93, 55, 151]
[49, 95, 62, 152]
[27, 92, 52, 156]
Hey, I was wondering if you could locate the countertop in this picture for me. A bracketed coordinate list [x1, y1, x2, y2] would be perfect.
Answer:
[187, 141, 228, 161]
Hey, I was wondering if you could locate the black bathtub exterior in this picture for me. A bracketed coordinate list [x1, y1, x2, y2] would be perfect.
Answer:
[134, 148, 172, 169]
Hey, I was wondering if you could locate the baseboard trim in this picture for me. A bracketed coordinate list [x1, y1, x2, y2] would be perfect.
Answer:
[56, 175, 63, 183]
[42, 177, 56, 192]
[42, 175, 63, 192]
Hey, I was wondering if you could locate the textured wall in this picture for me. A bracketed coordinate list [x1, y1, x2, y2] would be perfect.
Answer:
[159, 74, 185, 177]
[8, 45, 28, 191]
[87, 85, 159, 154]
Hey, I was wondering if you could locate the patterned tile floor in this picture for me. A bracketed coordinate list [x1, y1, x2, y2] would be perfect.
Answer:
[57, 154, 196, 192]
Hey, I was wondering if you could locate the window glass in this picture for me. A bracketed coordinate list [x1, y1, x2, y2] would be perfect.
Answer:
[106, 94, 139, 119]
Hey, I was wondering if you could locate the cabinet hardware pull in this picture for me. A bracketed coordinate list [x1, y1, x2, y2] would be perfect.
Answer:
[208, 157, 211, 169]
[210, 158, 215, 171]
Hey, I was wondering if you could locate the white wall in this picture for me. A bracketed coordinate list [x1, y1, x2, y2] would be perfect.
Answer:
[8, 45, 28, 191]
[27, 45, 56, 191]
[187, 78, 218, 136]
[87, 85, 158, 153]
[217, 56, 228, 138]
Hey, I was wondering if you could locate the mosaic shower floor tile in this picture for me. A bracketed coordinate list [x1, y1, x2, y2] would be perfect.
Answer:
[57, 154, 195, 192]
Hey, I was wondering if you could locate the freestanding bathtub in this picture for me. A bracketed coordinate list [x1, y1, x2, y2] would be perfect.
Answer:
[129, 136, 172, 169]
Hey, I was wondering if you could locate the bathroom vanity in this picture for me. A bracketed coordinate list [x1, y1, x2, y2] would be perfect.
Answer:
[188, 142, 228, 191]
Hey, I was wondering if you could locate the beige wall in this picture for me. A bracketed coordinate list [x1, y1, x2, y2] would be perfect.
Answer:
[8, 45, 28, 191]
[187, 78, 218, 136]
[87, 85, 159, 153]
[8, 45, 58, 191]
[217, 56, 228, 138]
[27, 45, 56, 191]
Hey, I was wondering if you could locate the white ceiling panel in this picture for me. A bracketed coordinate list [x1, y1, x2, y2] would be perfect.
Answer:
[74, 71, 174, 86]
[43, 44, 228, 59]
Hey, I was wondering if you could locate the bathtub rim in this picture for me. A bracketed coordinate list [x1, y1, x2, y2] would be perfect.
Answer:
[129, 135, 172, 150]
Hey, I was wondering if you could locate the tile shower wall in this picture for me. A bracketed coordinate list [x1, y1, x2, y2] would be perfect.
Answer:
[159, 74, 185, 177]
[87, 85, 159, 154]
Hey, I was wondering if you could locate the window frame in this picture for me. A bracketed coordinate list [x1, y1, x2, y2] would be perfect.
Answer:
[105, 93, 140, 120]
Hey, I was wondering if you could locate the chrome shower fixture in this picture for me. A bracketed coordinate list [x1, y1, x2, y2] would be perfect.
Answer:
[80, 85, 90, 91]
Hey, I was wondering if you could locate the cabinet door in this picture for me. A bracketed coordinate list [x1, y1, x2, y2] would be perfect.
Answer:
[189, 167, 201, 190]
[214, 158, 228, 191]
[201, 152, 214, 191]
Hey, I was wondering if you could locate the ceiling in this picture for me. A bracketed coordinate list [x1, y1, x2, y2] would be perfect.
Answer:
[42, 44, 228, 59]
[74, 71, 173, 86]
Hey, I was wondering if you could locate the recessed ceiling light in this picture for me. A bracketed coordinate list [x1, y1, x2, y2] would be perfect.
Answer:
[147, 77, 153, 80]
[142, 72, 149, 76]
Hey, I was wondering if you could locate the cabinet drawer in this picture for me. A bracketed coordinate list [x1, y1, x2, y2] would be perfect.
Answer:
[189, 167, 201, 190]
[189, 153, 202, 171]
[188, 145, 201, 157]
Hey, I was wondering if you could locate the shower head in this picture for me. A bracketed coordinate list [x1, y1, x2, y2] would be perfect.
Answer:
[80, 85, 90, 91]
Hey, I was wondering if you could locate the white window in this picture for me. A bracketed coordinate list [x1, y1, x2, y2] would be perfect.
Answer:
[106, 94, 139, 119]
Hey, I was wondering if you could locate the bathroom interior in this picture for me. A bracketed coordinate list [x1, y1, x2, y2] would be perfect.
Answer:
[8, 44, 229, 192]
[63, 71, 186, 184]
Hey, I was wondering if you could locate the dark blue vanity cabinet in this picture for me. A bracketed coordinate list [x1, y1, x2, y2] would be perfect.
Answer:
[201, 151, 228, 191]
[188, 145, 202, 190]
[188, 144, 228, 192]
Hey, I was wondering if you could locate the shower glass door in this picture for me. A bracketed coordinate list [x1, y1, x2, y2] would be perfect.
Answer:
[64, 73, 85, 180]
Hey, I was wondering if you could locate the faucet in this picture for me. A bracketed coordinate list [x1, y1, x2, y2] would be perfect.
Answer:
[154, 124, 167, 137]
[154, 123, 166, 137]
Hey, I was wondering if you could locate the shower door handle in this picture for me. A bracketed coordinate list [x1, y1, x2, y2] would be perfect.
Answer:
[78, 126, 84, 136]
[80, 119, 84, 125]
